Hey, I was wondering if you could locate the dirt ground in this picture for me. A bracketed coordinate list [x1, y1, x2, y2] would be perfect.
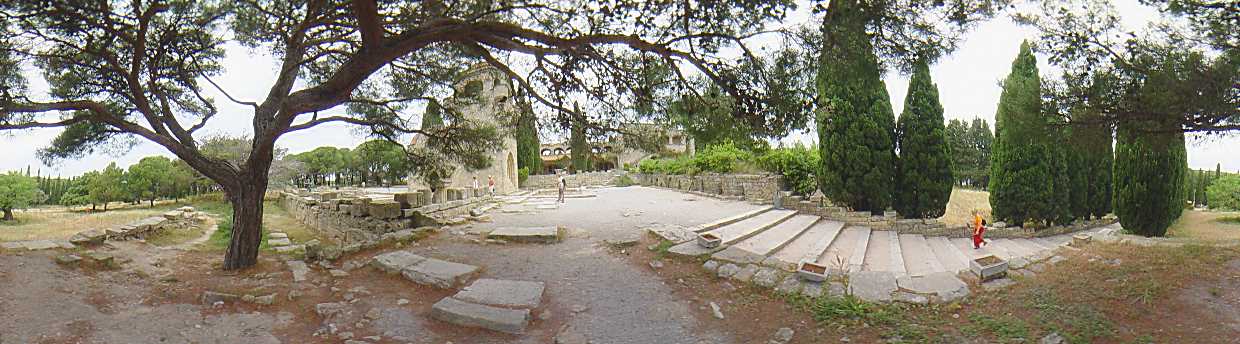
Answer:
[1167, 209, 1240, 243]
[0, 205, 180, 242]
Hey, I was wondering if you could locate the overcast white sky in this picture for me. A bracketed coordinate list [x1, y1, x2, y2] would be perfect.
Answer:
[2, 0, 1236, 177]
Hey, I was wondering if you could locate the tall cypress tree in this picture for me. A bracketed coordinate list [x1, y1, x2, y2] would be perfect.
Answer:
[989, 41, 1058, 226]
[569, 104, 589, 172]
[1070, 109, 1114, 218]
[815, 0, 897, 213]
[895, 60, 953, 218]
[1113, 121, 1187, 236]
[515, 98, 542, 174]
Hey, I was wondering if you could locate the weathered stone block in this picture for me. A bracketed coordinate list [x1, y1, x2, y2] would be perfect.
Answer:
[453, 279, 545, 309]
[368, 201, 402, 219]
[370, 251, 428, 274]
[431, 297, 530, 334]
[401, 258, 480, 289]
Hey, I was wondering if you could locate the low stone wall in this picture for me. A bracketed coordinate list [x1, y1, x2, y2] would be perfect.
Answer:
[523, 170, 625, 189]
[277, 188, 493, 245]
[631, 173, 783, 203]
[784, 194, 1118, 238]
[70, 206, 209, 245]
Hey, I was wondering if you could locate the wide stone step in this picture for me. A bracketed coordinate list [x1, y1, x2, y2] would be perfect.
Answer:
[431, 297, 531, 334]
[818, 226, 871, 273]
[716, 215, 820, 264]
[766, 220, 846, 270]
[862, 231, 906, 275]
[899, 234, 945, 277]
[987, 238, 1026, 257]
[949, 237, 998, 260]
[694, 206, 773, 232]
[668, 209, 796, 257]
[486, 226, 563, 243]
[704, 209, 798, 244]
[925, 236, 971, 273]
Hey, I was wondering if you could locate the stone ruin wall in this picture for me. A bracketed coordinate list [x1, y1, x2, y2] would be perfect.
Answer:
[523, 171, 626, 189]
[630, 173, 783, 203]
[277, 187, 492, 244]
[65, 207, 210, 246]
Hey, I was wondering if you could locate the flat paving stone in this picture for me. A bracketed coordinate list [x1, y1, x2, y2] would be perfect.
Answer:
[729, 214, 820, 257]
[287, 260, 310, 282]
[896, 271, 970, 302]
[23, 240, 61, 251]
[487, 226, 561, 243]
[667, 240, 723, 257]
[401, 258, 480, 289]
[848, 271, 897, 302]
[898, 234, 944, 277]
[453, 279, 545, 309]
[267, 238, 292, 247]
[268, 232, 289, 239]
[370, 251, 428, 274]
[767, 220, 845, 270]
[710, 246, 766, 265]
[646, 224, 699, 244]
[431, 297, 530, 334]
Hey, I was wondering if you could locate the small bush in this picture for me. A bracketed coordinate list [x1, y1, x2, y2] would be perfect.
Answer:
[692, 141, 754, 173]
[615, 174, 635, 187]
[518, 167, 530, 186]
[757, 145, 820, 195]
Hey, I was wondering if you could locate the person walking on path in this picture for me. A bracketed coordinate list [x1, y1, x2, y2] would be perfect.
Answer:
[557, 172, 567, 203]
[471, 176, 480, 192]
[487, 175, 496, 196]
[972, 210, 988, 249]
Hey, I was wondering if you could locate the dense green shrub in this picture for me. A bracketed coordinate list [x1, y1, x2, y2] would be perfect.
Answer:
[637, 156, 694, 175]
[517, 167, 529, 186]
[1206, 175, 1240, 210]
[757, 145, 820, 196]
[692, 141, 755, 174]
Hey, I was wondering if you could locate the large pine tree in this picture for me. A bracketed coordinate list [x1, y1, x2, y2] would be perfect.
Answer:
[895, 60, 953, 218]
[569, 104, 589, 172]
[815, 0, 897, 213]
[989, 41, 1058, 226]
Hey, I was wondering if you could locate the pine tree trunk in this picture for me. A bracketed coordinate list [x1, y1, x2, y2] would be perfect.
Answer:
[2, 208, 13, 221]
[223, 186, 266, 270]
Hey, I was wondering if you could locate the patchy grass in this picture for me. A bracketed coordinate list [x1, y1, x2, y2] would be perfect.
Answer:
[647, 239, 675, 260]
[938, 188, 991, 228]
[145, 225, 209, 247]
[197, 199, 325, 251]
[0, 205, 181, 241]
[765, 242, 1240, 343]
[1167, 210, 1240, 243]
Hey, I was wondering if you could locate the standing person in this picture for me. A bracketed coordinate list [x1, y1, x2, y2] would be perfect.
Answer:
[557, 172, 567, 203]
[972, 210, 988, 249]
[487, 176, 496, 196]
[471, 176, 480, 192]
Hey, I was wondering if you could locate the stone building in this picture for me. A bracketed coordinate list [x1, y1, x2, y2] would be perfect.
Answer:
[537, 126, 693, 174]
[408, 64, 520, 194]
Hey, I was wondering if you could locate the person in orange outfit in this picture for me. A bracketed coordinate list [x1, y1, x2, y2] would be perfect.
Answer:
[972, 210, 988, 249]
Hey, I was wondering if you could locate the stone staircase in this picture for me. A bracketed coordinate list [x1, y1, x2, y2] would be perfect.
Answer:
[658, 208, 1112, 302]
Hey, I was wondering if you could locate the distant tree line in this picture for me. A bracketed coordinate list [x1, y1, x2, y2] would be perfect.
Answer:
[945, 118, 993, 189]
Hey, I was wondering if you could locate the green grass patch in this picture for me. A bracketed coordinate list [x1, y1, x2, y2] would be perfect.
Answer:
[962, 313, 1031, 342]
[1218, 216, 1240, 225]
[648, 239, 675, 259]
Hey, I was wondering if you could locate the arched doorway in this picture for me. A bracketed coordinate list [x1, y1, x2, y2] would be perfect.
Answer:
[507, 152, 517, 189]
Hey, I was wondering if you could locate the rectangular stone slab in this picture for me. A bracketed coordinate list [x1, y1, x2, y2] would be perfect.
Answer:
[730, 214, 820, 257]
[370, 251, 428, 274]
[401, 258, 480, 289]
[898, 234, 944, 277]
[766, 220, 844, 270]
[486, 227, 561, 243]
[431, 297, 530, 334]
[452, 279, 545, 309]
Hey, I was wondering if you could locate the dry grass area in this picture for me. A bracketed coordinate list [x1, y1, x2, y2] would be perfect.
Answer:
[1167, 210, 1240, 243]
[938, 188, 991, 227]
[0, 205, 181, 241]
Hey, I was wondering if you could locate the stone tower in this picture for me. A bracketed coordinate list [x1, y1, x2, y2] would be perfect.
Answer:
[409, 64, 520, 194]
